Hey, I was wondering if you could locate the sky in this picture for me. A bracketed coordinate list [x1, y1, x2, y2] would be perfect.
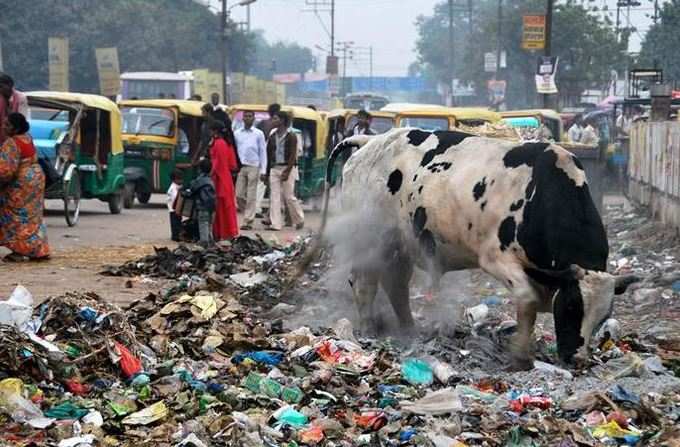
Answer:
[223, 0, 440, 77]
[216, 0, 657, 78]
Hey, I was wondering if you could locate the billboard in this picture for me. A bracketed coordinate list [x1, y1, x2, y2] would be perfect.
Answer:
[48, 37, 69, 91]
[95, 47, 120, 96]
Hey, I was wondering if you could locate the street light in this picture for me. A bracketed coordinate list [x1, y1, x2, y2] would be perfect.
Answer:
[221, 0, 257, 104]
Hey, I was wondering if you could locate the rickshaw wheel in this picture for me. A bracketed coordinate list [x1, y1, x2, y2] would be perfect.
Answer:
[108, 187, 124, 215]
[136, 191, 151, 204]
[63, 171, 81, 227]
[123, 182, 135, 209]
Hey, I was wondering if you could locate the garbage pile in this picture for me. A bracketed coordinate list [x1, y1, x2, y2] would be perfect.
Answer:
[1, 212, 680, 445]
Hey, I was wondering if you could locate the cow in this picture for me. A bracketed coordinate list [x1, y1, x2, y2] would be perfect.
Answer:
[305, 127, 639, 370]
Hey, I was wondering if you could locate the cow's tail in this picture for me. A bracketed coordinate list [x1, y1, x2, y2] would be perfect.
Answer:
[295, 136, 370, 277]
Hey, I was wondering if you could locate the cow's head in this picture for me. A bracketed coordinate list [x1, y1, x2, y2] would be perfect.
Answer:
[545, 265, 640, 364]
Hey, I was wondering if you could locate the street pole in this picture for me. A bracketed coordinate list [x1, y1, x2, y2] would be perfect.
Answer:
[468, 0, 473, 36]
[369, 46, 373, 91]
[221, 0, 228, 104]
[247, 3, 251, 31]
[495, 0, 502, 75]
[543, 0, 554, 109]
[616, 3, 621, 42]
[448, 0, 454, 106]
[330, 0, 335, 57]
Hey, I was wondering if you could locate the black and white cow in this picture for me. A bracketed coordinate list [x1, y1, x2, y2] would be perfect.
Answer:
[312, 128, 638, 369]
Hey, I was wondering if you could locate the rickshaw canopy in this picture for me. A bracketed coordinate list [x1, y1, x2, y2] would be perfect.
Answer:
[28, 91, 123, 154]
[118, 99, 205, 118]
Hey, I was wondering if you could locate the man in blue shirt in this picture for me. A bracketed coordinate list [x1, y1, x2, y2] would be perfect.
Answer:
[235, 110, 267, 230]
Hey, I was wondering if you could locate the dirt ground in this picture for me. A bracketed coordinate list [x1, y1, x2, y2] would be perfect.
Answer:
[0, 194, 319, 303]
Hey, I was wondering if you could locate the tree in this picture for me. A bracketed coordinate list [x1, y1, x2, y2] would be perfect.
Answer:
[0, 0, 255, 92]
[414, 0, 626, 107]
[250, 32, 315, 79]
[639, 0, 680, 80]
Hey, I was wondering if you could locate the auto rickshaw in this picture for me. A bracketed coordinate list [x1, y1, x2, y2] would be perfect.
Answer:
[326, 108, 395, 144]
[230, 104, 328, 200]
[27, 91, 127, 226]
[500, 109, 564, 141]
[118, 99, 205, 208]
[383, 104, 501, 130]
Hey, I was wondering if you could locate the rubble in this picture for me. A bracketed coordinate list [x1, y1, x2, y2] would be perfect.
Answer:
[1, 207, 680, 445]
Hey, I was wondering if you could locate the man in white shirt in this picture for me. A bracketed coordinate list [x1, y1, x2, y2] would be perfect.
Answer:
[567, 115, 584, 143]
[580, 119, 600, 146]
[235, 110, 267, 230]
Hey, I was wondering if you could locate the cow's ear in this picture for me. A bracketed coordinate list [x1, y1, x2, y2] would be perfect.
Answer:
[614, 275, 641, 295]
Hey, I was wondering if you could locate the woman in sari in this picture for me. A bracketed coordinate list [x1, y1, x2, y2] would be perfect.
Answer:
[0, 113, 50, 261]
[210, 120, 239, 241]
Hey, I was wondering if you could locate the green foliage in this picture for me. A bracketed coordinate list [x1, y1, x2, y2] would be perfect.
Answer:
[414, 0, 626, 107]
[639, 0, 680, 80]
[0, 0, 255, 92]
[250, 32, 315, 79]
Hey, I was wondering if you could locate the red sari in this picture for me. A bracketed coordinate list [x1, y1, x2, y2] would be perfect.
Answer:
[210, 137, 239, 241]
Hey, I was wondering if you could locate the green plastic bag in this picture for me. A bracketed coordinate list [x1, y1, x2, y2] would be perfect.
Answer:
[44, 402, 89, 420]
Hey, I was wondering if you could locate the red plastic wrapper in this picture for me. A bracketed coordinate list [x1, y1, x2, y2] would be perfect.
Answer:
[299, 425, 324, 444]
[316, 341, 341, 364]
[65, 379, 90, 396]
[355, 411, 388, 431]
[114, 341, 142, 378]
[510, 395, 552, 412]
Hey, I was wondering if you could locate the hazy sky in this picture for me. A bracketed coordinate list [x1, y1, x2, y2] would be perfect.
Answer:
[227, 0, 441, 77]
[220, 0, 656, 77]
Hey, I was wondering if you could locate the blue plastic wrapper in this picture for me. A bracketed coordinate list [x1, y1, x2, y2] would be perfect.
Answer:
[79, 307, 98, 322]
[232, 351, 284, 365]
[401, 358, 433, 386]
[207, 382, 225, 394]
[399, 429, 417, 441]
[608, 384, 640, 405]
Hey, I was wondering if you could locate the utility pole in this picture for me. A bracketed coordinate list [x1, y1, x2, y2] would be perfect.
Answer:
[448, 0, 454, 106]
[495, 0, 502, 75]
[221, 0, 228, 104]
[337, 41, 353, 97]
[369, 46, 373, 91]
[468, 0, 473, 37]
[543, 0, 554, 109]
[654, 0, 659, 24]
[247, 3, 251, 31]
[331, 0, 335, 57]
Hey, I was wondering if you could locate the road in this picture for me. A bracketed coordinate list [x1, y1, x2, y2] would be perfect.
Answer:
[0, 194, 319, 303]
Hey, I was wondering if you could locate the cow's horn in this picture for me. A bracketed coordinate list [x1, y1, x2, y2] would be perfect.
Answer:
[614, 274, 641, 295]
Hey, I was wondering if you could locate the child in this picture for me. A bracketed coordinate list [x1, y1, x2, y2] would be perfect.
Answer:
[189, 158, 217, 246]
[167, 169, 183, 242]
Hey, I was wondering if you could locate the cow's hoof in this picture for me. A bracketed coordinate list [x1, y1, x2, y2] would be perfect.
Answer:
[508, 357, 534, 372]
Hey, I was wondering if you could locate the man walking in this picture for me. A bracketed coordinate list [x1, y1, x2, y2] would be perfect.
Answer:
[235, 110, 267, 230]
[210, 92, 229, 126]
[265, 111, 304, 231]
[349, 109, 376, 136]
[257, 103, 281, 138]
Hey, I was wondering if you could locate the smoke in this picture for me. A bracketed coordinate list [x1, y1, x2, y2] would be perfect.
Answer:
[284, 182, 470, 339]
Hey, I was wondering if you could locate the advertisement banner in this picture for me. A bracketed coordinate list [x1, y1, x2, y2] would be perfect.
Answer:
[522, 15, 546, 50]
[95, 48, 120, 97]
[206, 72, 223, 101]
[275, 84, 286, 104]
[487, 80, 507, 105]
[535, 56, 558, 94]
[48, 38, 69, 91]
[192, 68, 209, 101]
[264, 81, 277, 104]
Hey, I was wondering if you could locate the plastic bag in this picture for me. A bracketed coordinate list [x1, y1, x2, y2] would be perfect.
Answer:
[0, 378, 43, 423]
[122, 401, 168, 425]
[299, 425, 324, 444]
[44, 402, 89, 420]
[400, 388, 463, 415]
[401, 358, 434, 386]
[114, 341, 143, 378]
[273, 406, 308, 428]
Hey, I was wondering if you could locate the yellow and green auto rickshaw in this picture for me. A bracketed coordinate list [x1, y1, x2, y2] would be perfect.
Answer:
[500, 109, 565, 141]
[326, 108, 395, 146]
[27, 91, 126, 226]
[119, 99, 206, 208]
[383, 104, 501, 131]
[230, 104, 328, 200]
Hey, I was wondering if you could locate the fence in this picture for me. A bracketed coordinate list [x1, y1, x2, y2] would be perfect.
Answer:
[628, 121, 680, 229]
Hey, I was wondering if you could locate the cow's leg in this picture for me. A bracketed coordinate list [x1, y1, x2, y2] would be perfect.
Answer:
[479, 257, 541, 370]
[349, 268, 380, 336]
[380, 250, 415, 331]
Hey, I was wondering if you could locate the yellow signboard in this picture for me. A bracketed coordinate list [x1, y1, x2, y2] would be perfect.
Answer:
[192, 69, 209, 101]
[206, 72, 223, 102]
[48, 37, 69, 91]
[522, 15, 546, 50]
[276, 84, 286, 104]
[95, 48, 120, 97]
